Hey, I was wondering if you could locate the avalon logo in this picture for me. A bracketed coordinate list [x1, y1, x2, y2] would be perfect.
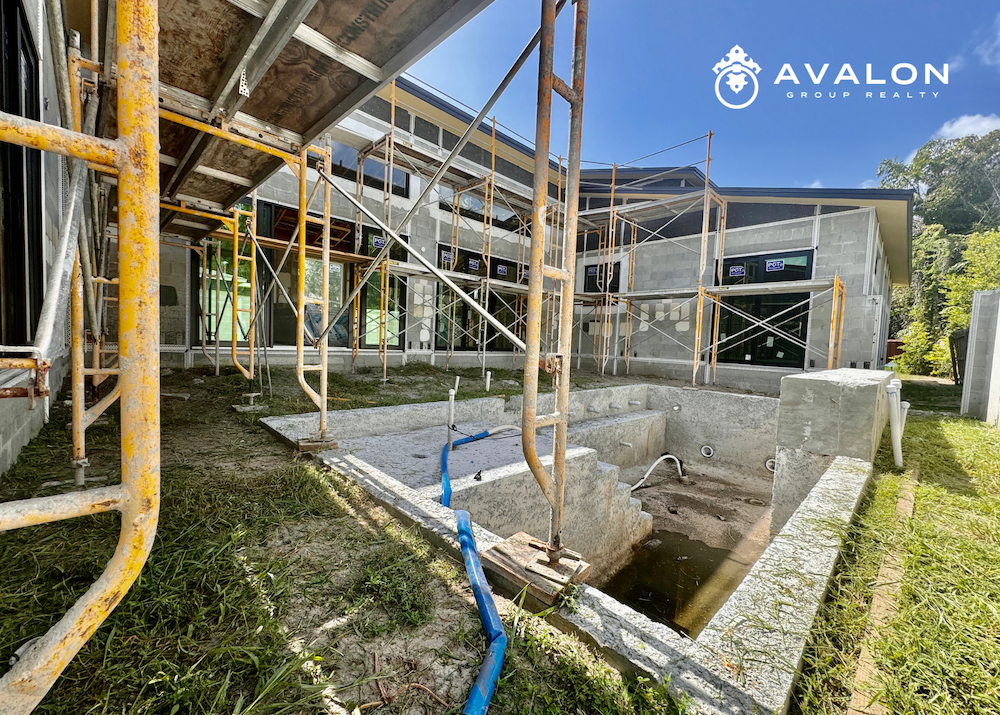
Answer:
[713, 45, 762, 109]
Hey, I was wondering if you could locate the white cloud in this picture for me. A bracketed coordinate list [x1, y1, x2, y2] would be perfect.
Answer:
[804, 179, 823, 189]
[948, 54, 966, 72]
[932, 114, 1000, 139]
[976, 13, 1000, 68]
[858, 178, 878, 189]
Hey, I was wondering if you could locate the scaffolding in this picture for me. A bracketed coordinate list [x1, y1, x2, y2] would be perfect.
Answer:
[0, 0, 159, 708]
[575, 133, 847, 384]
[349, 93, 546, 378]
[0, 0, 590, 704]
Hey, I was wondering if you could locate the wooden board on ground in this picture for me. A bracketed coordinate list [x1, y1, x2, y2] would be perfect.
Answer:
[481, 532, 590, 607]
[848, 469, 917, 715]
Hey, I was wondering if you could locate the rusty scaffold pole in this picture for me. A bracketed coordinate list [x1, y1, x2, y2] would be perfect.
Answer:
[521, 0, 588, 562]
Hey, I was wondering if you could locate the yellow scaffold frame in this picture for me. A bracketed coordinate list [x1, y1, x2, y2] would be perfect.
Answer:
[0, 0, 160, 709]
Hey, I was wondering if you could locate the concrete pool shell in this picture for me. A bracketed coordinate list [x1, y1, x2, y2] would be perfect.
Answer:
[263, 368, 895, 714]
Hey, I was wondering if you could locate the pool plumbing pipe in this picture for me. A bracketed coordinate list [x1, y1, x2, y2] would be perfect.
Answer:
[448, 388, 456, 456]
[886, 379, 910, 468]
[632, 453, 686, 491]
[455, 510, 507, 714]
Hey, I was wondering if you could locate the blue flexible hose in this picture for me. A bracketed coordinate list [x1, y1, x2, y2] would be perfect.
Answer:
[456, 509, 507, 715]
[441, 430, 490, 507]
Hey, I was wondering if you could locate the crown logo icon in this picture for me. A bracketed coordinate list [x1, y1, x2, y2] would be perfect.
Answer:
[713, 45, 762, 109]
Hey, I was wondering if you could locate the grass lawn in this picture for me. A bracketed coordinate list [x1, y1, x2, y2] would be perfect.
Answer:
[0, 365, 685, 714]
[792, 376, 1000, 714]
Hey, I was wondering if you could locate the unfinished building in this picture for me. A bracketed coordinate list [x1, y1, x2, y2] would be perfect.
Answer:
[0, 0, 914, 711]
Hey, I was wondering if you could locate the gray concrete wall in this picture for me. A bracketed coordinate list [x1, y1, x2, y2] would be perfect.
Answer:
[446, 450, 650, 583]
[505, 384, 649, 425]
[566, 411, 667, 469]
[647, 385, 779, 480]
[960, 289, 1000, 426]
[771, 368, 892, 532]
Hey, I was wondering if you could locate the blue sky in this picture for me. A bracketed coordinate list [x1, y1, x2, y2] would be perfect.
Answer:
[410, 0, 1000, 189]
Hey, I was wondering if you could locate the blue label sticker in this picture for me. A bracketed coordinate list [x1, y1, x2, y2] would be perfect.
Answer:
[587, 266, 599, 276]
[469, 258, 480, 270]
[372, 236, 386, 248]
[728, 265, 745, 277]
[496, 265, 507, 276]
[442, 251, 453, 264]
[766, 259, 785, 272]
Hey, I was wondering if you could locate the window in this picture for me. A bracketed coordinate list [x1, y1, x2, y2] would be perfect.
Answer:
[435, 245, 523, 352]
[324, 139, 409, 198]
[358, 226, 406, 350]
[583, 262, 620, 293]
[1, 0, 42, 345]
[438, 186, 520, 232]
[716, 250, 813, 368]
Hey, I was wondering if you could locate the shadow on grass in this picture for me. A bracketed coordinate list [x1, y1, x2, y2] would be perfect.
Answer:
[898, 376, 962, 413]
[0, 385, 445, 714]
[896, 416, 978, 497]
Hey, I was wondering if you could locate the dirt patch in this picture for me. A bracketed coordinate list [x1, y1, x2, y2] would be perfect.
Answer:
[625, 460, 772, 560]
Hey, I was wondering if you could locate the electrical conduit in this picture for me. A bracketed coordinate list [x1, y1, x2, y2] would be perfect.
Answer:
[456, 510, 507, 715]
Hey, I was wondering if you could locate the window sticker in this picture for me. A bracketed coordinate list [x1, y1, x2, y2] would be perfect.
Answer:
[765, 259, 785, 272]
[497, 265, 507, 276]
[729, 265, 746, 277]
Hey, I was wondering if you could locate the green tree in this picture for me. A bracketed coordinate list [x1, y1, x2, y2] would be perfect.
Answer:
[877, 130, 1000, 234]
[943, 229, 1000, 331]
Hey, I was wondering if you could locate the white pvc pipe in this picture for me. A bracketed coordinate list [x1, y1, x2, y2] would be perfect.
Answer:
[886, 380, 903, 468]
[485, 371, 492, 392]
[448, 388, 456, 454]
[632, 453, 685, 491]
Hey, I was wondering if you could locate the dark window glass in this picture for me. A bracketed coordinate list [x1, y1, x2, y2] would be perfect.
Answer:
[414, 116, 439, 144]
[725, 202, 815, 229]
[438, 186, 521, 232]
[583, 262, 620, 293]
[435, 244, 524, 352]
[716, 249, 813, 368]
[358, 226, 407, 350]
[820, 205, 860, 215]
[0, 0, 42, 345]
[720, 250, 812, 286]
[324, 139, 409, 198]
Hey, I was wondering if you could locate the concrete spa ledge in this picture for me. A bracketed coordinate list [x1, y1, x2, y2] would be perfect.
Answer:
[261, 382, 880, 714]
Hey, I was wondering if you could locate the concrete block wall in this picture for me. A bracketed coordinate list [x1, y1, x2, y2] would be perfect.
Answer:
[771, 368, 892, 532]
[574, 207, 891, 393]
[960, 289, 1000, 426]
